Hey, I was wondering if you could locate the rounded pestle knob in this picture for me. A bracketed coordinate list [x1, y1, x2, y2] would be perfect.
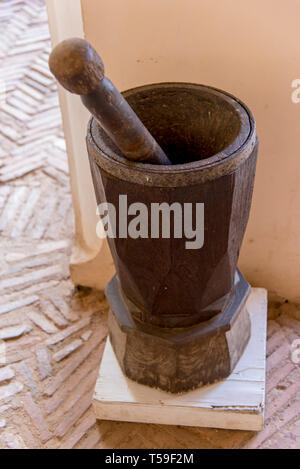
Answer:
[49, 38, 105, 95]
[49, 38, 171, 165]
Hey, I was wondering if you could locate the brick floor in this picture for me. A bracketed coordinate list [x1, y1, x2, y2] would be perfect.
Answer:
[0, 0, 299, 450]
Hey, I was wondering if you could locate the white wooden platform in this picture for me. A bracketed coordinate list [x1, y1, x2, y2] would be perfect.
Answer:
[93, 288, 267, 431]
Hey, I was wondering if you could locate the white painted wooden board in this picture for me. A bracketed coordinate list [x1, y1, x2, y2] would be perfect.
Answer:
[93, 288, 267, 431]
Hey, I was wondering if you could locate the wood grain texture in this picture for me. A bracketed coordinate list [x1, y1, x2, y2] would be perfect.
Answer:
[106, 270, 251, 393]
[93, 288, 267, 431]
[88, 82, 257, 391]
[49, 38, 104, 95]
[82, 79, 171, 164]
[87, 83, 257, 327]
[49, 38, 171, 165]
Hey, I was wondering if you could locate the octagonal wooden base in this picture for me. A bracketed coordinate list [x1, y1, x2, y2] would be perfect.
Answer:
[106, 270, 251, 393]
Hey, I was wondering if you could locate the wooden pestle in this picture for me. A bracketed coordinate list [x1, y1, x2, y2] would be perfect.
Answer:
[49, 38, 171, 165]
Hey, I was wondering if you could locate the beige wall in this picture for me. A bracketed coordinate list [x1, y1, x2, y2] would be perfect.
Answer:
[81, 0, 300, 302]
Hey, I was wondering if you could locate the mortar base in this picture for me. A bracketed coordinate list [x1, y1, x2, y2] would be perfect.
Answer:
[106, 270, 251, 393]
[93, 287, 267, 430]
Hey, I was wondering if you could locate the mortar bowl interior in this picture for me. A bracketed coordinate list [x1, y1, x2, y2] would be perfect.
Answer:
[122, 83, 250, 165]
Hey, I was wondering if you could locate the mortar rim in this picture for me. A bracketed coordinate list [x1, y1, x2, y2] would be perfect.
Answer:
[87, 82, 257, 187]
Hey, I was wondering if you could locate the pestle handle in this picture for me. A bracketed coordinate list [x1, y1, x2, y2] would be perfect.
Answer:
[49, 38, 171, 165]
